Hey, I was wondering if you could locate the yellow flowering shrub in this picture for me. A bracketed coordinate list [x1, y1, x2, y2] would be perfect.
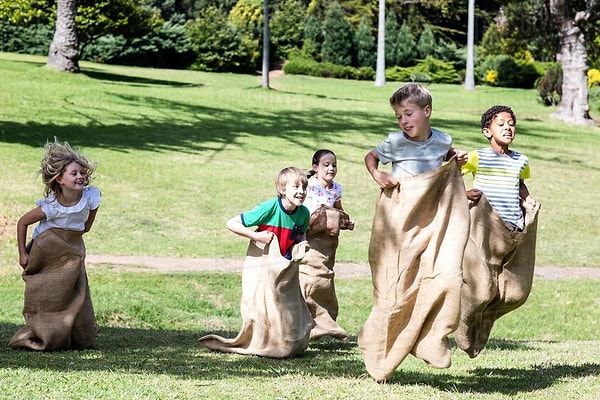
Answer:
[515, 50, 535, 63]
[588, 69, 600, 88]
[486, 69, 499, 85]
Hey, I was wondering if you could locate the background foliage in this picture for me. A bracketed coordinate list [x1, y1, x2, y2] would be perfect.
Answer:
[1, 0, 598, 93]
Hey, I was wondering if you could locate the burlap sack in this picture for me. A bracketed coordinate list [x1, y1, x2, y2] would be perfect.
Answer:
[358, 160, 469, 382]
[199, 236, 314, 358]
[455, 194, 540, 358]
[300, 205, 351, 341]
[9, 228, 97, 351]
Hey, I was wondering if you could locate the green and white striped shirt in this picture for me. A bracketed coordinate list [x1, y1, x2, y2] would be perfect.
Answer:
[462, 148, 530, 230]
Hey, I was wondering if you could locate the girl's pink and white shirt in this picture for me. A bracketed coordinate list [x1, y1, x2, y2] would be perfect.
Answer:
[304, 178, 342, 214]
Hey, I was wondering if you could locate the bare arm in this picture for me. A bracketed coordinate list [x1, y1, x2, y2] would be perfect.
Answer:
[333, 199, 343, 210]
[333, 199, 355, 230]
[365, 149, 398, 189]
[519, 180, 536, 205]
[226, 215, 274, 245]
[17, 206, 46, 267]
[84, 207, 99, 233]
[465, 188, 482, 202]
[447, 147, 468, 166]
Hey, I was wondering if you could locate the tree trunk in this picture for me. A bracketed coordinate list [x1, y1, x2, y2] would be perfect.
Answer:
[47, 0, 80, 73]
[550, 0, 596, 126]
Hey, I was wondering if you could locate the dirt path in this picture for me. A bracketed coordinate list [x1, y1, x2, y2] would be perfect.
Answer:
[86, 254, 600, 280]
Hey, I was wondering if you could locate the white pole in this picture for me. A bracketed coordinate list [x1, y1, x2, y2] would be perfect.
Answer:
[464, 0, 475, 90]
[261, 0, 270, 88]
[374, 0, 386, 87]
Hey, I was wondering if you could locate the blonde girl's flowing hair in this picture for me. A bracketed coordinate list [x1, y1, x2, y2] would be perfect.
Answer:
[39, 138, 96, 197]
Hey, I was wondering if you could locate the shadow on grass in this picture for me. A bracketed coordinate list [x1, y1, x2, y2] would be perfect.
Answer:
[0, 323, 361, 379]
[2, 323, 598, 395]
[388, 362, 600, 395]
[0, 64, 579, 168]
[82, 68, 204, 88]
[0, 64, 389, 155]
[0, 106, 388, 156]
[1, 100, 574, 172]
[382, 338, 600, 393]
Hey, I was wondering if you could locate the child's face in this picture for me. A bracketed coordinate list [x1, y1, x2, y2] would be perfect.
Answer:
[393, 101, 432, 142]
[312, 153, 337, 185]
[56, 161, 87, 192]
[280, 180, 307, 211]
[484, 111, 516, 148]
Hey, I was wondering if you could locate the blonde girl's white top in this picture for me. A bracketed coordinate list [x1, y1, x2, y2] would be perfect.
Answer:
[304, 177, 342, 214]
[32, 186, 102, 239]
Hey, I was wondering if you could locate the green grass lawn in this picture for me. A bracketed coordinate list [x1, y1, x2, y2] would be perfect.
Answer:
[0, 269, 599, 399]
[1, 52, 599, 269]
[1, 53, 599, 399]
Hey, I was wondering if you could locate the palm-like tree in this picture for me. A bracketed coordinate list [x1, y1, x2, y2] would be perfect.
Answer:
[47, 0, 79, 72]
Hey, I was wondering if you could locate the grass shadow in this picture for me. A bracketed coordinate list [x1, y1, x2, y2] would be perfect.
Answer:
[387, 363, 600, 395]
[2, 322, 598, 396]
[82, 68, 205, 88]
[0, 323, 363, 380]
[2, 63, 589, 173]
[0, 97, 390, 155]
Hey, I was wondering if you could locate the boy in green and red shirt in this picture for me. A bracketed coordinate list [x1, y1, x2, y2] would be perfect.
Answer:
[226, 167, 310, 259]
[200, 167, 314, 358]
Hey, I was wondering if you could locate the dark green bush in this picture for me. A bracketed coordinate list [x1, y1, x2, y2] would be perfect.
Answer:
[284, 54, 459, 84]
[81, 35, 127, 63]
[536, 63, 562, 106]
[357, 66, 375, 80]
[185, 6, 254, 73]
[284, 52, 367, 80]
[417, 25, 436, 59]
[435, 39, 462, 66]
[385, 58, 459, 84]
[589, 86, 600, 113]
[302, 15, 322, 61]
[0, 22, 52, 55]
[395, 23, 417, 67]
[479, 54, 541, 88]
[82, 21, 195, 69]
[283, 52, 321, 75]
[318, 62, 357, 79]
[413, 56, 460, 84]
[269, 0, 306, 60]
[385, 66, 413, 82]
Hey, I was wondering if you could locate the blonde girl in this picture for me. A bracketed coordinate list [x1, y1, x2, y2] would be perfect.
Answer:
[10, 139, 101, 351]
